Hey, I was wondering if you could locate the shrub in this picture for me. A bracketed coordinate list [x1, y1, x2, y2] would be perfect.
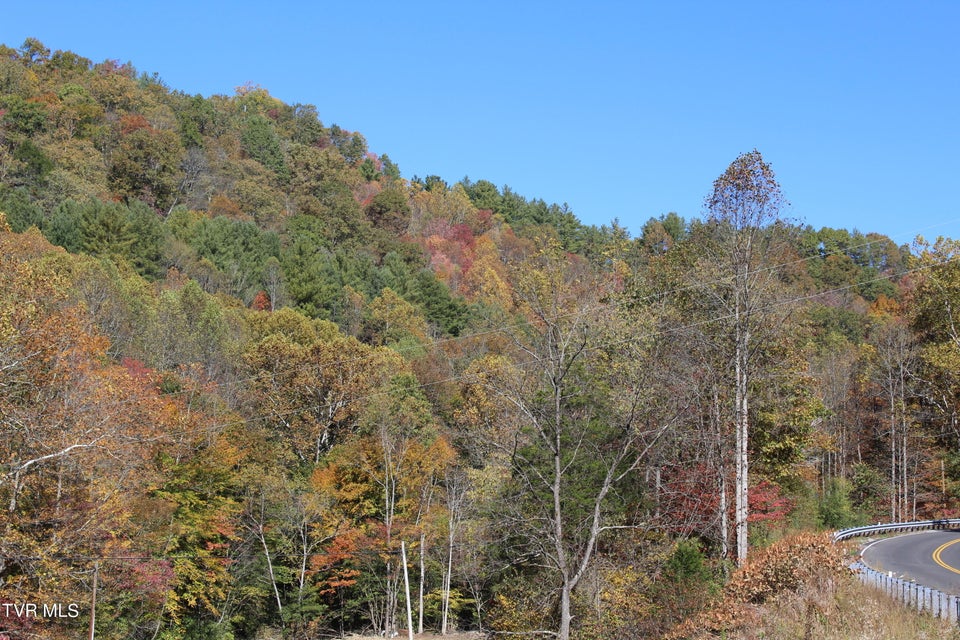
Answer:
[667, 533, 847, 639]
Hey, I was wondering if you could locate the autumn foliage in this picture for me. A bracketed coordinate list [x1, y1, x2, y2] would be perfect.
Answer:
[0, 37, 958, 640]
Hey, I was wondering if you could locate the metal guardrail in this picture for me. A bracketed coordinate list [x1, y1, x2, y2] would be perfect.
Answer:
[833, 519, 960, 624]
[849, 559, 960, 623]
[832, 518, 960, 542]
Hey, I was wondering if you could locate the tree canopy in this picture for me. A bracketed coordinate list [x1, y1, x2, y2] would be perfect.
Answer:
[0, 39, 947, 640]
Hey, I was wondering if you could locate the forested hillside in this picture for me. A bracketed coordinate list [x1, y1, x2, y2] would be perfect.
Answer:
[2, 39, 960, 640]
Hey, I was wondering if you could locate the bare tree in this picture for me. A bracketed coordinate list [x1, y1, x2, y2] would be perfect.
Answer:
[462, 239, 681, 640]
[868, 316, 920, 520]
[440, 468, 468, 635]
[701, 150, 791, 564]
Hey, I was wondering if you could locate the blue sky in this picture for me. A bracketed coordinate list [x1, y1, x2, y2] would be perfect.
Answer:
[4, 1, 959, 244]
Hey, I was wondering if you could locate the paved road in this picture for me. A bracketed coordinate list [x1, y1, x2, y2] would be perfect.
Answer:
[861, 529, 960, 595]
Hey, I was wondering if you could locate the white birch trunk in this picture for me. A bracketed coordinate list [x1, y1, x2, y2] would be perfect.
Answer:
[402, 541, 414, 640]
[441, 523, 453, 634]
[418, 532, 425, 634]
[735, 294, 750, 565]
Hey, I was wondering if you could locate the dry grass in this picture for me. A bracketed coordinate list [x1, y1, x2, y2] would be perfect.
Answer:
[730, 575, 960, 640]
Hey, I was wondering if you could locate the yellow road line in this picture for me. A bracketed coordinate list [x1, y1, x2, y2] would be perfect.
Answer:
[932, 538, 960, 575]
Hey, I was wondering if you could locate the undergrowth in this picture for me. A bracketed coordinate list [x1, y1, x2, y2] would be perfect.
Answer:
[667, 532, 960, 640]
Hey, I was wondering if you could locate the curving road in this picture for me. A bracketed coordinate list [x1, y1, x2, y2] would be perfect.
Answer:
[860, 529, 960, 595]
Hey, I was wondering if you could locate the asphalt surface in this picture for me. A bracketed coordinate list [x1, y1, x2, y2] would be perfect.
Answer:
[860, 529, 960, 595]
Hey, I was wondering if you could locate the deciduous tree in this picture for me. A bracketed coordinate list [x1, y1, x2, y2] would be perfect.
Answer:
[700, 150, 792, 564]
[460, 238, 679, 640]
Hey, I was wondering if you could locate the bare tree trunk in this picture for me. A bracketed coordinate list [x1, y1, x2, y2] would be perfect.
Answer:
[654, 467, 662, 520]
[418, 532, 425, 635]
[902, 411, 909, 520]
[441, 469, 466, 635]
[719, 472, 730, 560]
[441, 522, 454, 634]
[384, 456, 397, 637]
[8, 467, 20, 513]
[889, 372, 898, 521]
[258, 523, 283, 616]
[735, 297, 750, 565]
[559, 580, 573, 640]
[402, 541, 414, 640]
[713, 385, 730, 559]
[88, 561, 99, 640]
